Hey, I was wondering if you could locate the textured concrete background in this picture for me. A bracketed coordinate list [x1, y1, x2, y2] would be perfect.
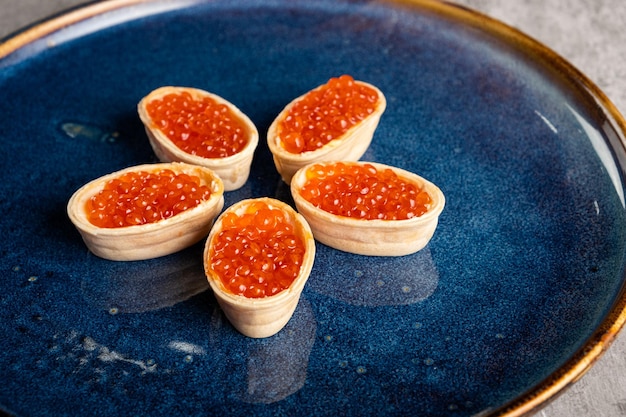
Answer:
[1, 1, 625, 416]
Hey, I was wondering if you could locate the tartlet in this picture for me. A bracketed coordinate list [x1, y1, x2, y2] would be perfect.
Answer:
[138, 86, 259, 191]
[290, 161, 445, 256]
[203, 197, 315, 338]
[267, 75, 386, 184]
[67, 162, 224, 261]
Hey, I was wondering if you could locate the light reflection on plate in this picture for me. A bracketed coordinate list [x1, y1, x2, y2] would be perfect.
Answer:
[80, 244, 209, 314]
[308, 247, 438, 306]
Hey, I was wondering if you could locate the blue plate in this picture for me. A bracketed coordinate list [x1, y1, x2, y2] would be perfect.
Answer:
[1, 1, 626, 416]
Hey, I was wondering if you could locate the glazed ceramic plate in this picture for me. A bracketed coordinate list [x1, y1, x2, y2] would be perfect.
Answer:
[1, 1, 626, 416]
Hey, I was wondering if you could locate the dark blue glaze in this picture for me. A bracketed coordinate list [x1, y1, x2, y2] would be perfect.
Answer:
[1, 1, 625, 416]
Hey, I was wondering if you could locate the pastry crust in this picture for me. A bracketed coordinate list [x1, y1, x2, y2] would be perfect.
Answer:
[204, 197, 315, 338]
[138, 86, 258, 191]
[290, 161, 445, 256]
[267, 79, 386, 184]
[67, 162, 224, 261]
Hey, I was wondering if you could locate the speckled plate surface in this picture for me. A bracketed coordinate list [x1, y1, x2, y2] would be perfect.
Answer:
[1, 1, 626, 416]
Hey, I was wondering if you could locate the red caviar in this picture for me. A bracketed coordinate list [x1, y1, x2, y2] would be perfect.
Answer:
[299, 162, 432, 220]
[86, 170, 212, 228]
[278, 75, 379, 154]
[145, 91, 248, 158]
[209, 201, 305, 298]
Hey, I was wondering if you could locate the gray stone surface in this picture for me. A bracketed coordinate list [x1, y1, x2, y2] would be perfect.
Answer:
[1, 0, 625, 416]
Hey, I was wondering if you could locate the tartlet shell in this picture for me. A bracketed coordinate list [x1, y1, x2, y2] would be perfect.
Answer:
[267, 80, 386, 184]
[204, 197, 315, 338]
[67, 162, 225, 261]
[138, 86, 259, 191]
[290, 161, 445, 256]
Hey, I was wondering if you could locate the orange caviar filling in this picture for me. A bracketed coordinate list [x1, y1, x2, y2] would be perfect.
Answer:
[209, 202, 305, 298]
[86, 169, 212, 228]
[146, 91, 248, 158]
[299, 163, 432, 220]
[278, 75, 378, 154]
